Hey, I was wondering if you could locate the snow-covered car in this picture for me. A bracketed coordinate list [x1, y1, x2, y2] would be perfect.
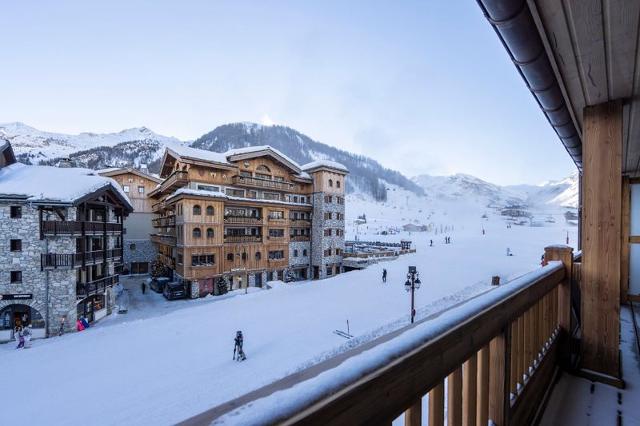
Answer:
[150, 277, 170, 293]
[163, 282, 186, 300]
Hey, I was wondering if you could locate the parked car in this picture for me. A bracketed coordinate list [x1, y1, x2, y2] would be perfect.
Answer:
[163, 282, 186, 300]
[150, 277, 170, 293]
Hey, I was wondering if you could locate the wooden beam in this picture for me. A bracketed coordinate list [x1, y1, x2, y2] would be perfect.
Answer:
[545, 245, 573, 367]
[622, 176, 630, 302]
[582, 100, 623, 379]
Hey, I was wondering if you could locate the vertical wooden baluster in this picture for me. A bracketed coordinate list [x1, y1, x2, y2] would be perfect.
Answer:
[429, 381, 445, 426]
[463, 354, 477, 426]
[517, 314, 525, 387]
[477, 346, 489, 426]
[448, 366, 462, 426]
[534, 300, 541, 365]
[524, 307, 532, 378]
[509, 320, 518, 397]
[488, 328, 511, 426]
[404, 397, 422, 426]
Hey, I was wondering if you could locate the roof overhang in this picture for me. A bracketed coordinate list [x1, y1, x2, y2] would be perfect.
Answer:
[477, 0, 640, 174]
[99, 167, 162, 184]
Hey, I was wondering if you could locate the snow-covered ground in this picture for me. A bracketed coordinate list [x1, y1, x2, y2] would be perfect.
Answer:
[0, 199, 577, 425]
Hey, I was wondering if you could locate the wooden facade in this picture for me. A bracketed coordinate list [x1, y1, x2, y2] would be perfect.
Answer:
[148, 146, 341, 289]
[99, 168, 162, 213]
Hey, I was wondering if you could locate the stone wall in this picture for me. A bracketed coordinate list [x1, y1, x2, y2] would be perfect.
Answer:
[0, 203, 77, 336]
[311, 193, 345, 279]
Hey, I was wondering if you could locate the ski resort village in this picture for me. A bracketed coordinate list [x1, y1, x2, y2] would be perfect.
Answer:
[2, 1, 640, 426]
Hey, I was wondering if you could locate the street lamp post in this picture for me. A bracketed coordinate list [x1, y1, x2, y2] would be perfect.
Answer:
[405, 266, 421, 324]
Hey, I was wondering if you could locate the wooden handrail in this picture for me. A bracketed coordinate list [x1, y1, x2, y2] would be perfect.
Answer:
[199, 246, 573, 426]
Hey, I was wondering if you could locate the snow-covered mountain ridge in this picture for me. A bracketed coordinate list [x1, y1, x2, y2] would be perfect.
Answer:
[1, 121, 578, 208]
[412, 171, 578, 209]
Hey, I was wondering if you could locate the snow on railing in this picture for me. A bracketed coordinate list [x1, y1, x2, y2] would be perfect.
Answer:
[211, 256, 569, 426]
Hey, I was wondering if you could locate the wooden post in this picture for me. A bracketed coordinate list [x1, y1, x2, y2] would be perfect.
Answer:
[509, 320, 518, 395]
[476, 346, 489, 426]
[448, 367, 462, 426]
[463, 354, 477, 426]
[544, 245, 573, 368]
[429, 382, 445, 426]
[621, 176, 630, 303]
[523, 308, 533, 376]
[404, 398, 421, 426]
[581, 100, 622, 379]
[488, 328, 510, 426]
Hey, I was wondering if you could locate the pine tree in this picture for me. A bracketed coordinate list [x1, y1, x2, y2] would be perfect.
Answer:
[150, 259, 167, 278]
[216, 277, 229, 295]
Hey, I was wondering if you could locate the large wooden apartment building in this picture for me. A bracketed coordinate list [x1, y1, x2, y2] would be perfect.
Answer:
[149, 145, 348, 294]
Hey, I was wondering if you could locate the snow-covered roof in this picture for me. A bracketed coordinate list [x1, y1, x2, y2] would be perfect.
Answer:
[301, 159, 348, 173]
[97, 167, 163, 183]
[165, 144, 314, 179]
[0, 163, 133, 209]
[166, 144, 229, 165]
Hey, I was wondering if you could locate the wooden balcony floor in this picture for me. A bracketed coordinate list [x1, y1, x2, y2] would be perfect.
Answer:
[541, 305, 640, 426]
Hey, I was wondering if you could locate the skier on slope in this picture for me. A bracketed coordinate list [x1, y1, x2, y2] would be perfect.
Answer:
[382, 269, 387, 283]
[234, 330, 247, 361]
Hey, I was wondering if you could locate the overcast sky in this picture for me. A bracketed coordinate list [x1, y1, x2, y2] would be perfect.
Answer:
[0, 1, 577, 185]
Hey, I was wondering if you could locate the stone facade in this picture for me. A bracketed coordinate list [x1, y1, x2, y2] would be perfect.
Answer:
[288, 241, 311, 279]
[311, 192, 346, 279]
[0, 202, 126, 341]
[123, 239, 156, 270]
[0, 204, 77, 337]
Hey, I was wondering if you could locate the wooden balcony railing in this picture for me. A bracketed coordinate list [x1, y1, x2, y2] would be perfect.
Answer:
[201, 245, 575, 426]
[41, 249, 123, 269]
[150, 170, 188, 198]
[267, 235, 286, 241]
[152, 216, 176, 227]
[41, 221, 121, 236]
[224, 235, 262, 243]
[232, 175, 294, 191]
[150, 234, 177, 245]
[76, 275, 119, 298]
[267, 217, 288, 225]
[224, 216, 263, 225]
[289, 219, 311, 227]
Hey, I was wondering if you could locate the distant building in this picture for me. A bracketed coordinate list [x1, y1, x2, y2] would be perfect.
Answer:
[148, 145, 348, 295]
[402, 223, 428, 232]
[0, 140, 133, 341]
[98, 168, 162, 274]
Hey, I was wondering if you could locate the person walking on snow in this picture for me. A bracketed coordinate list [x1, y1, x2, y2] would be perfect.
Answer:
[23, 325, 32, 348]
[234, 331, 246, 361]
[382, 269, 387, 283]
[15, 326, 24, 349]
[141, 281, 146, 294]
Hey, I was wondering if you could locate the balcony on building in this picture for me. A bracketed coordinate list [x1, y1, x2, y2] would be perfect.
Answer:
[148, 170, 189, 200]
[152, 214, 176, 228]
[41, 248, 123, 270]
[75, 274, 119, 299]
[232, 174, 295, 191]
